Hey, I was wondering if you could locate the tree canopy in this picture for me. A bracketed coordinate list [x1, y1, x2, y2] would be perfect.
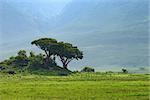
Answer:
[31, 38, 83, 69]
[56, 42, 83, 69]
[31, 38, 58, 66]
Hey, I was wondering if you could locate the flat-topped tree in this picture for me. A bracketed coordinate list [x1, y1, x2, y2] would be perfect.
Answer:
[57, 42, 83, 69]
[31, 38, 58, 66]
[31, 38, 83, 70]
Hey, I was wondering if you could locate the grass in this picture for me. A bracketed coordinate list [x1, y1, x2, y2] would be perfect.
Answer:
[0, 73, 149, 100]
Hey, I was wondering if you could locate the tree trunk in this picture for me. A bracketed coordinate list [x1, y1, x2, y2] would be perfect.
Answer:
[63, 63, 68, 69]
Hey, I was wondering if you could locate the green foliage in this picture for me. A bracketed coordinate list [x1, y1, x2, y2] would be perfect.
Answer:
[28, 53, 45, 70]
[56, 42, 83, 69]
[0, 56, 16, 65]
[0, 50, 29, 73]
[81, 67, 95, 72]
[30, 66, 72, 76]
[31, 38, 59, 67]
[31, 38, 83, 69]
[29, 51, 35, 58]
[15, 51, 28, 66]
[0, 50, 72, 75]
[17, 50, 27, 58]
[31, 38, 57, 57]
[0, 38, 83, 75]
[122, 68, 128, 73]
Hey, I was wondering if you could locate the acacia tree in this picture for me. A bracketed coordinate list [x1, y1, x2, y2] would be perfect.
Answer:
[31, 38, 83, 69]
[31, 38, 58, 65]
[57, 42, 83, 69]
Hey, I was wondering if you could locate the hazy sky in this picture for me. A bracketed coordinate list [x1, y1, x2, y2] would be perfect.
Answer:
[0, 0, 149, 71]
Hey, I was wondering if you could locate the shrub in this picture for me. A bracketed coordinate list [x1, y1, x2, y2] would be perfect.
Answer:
[122, 68, 128, 73]
[81, 67, 95, 72]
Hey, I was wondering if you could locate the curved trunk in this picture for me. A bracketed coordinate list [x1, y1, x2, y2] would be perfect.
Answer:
[59, 57, 73, 70]
[63, 63, 68, 69]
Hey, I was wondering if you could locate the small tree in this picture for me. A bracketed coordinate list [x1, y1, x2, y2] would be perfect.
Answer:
[122, 68, 128, 73]
[13, 50, 29, 72]
[15, 50, 29, 66]
[29, 53, 45, 70]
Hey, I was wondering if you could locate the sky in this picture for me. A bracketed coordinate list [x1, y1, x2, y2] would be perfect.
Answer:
[0, 0, 149, 72]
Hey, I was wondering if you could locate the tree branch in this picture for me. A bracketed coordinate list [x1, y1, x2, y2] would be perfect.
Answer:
[44, 50, 48, 57]
[66, 58, 73, 65]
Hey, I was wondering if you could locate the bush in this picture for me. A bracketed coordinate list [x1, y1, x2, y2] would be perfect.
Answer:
[122, 68, 128, 73]
[105, 71, 114, 74]
[81, 67, 95, 72]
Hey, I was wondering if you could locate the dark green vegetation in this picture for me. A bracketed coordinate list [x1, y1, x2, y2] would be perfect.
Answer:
[0, 38, 83, 75]
[0, 73, 149, 100]
[31, 38, 83, 69]
[81, 66, 95, 72]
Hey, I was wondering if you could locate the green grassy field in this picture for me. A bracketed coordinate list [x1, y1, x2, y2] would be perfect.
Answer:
[0, 73, 149, 100]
